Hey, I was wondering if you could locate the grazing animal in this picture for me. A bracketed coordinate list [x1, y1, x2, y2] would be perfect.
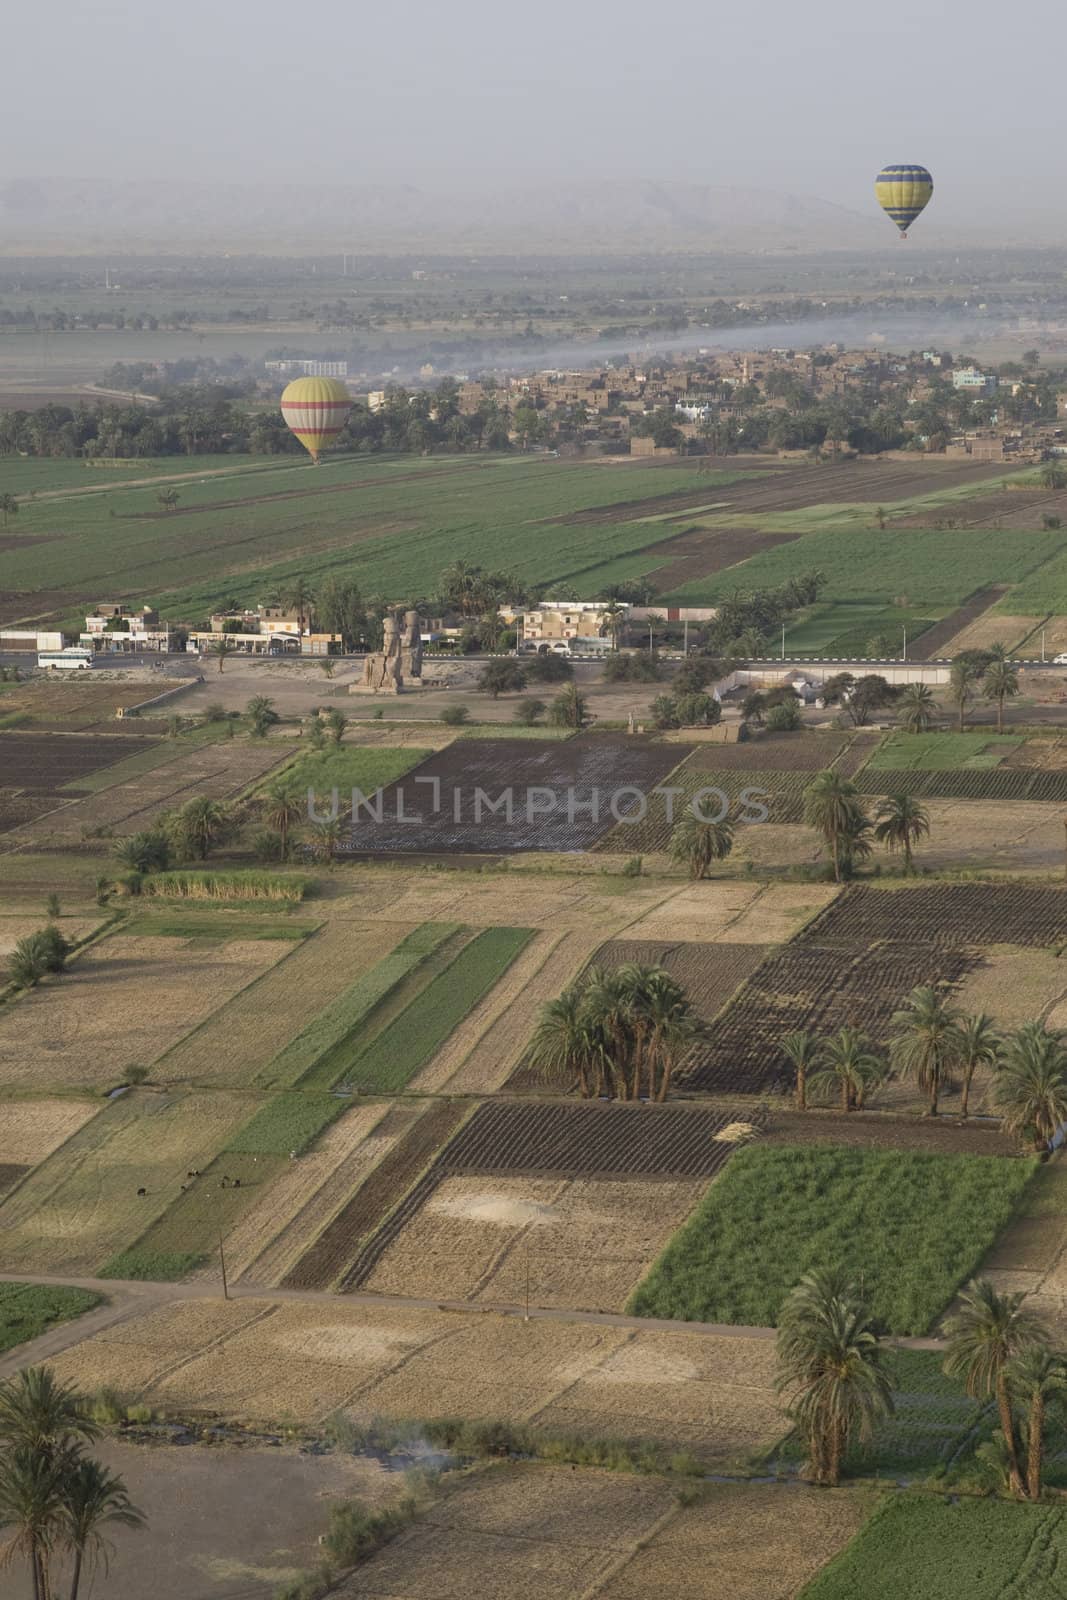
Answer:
[181, 1184, 189, 1193]
[220, 1177, 230, 1189]
[186, 1169, 201, 1179]
[136, 1187, 147, 1197]
[232, 1177, 241, 1189]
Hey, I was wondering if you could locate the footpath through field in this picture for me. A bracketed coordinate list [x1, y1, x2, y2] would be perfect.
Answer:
[0, 1268, 945, 1382]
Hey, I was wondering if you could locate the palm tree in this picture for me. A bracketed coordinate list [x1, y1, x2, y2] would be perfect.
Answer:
[874, 793, 930, 871]
[1006, 1343, 1067, 1500]
[809, 1027, 884, 1113]
[583, 967, 637, 1099]
[897, 682, 937, 734]
[781, 1030, 819, 1112]
[170, 797, 229, 861]
[889, 985, 964, 1117]
[1040, 461, 1067, 490]
[640, 966, 705, 1102]
[245, 695, 277, 738]
[260, 780, 304, 859]
[956, 1012, 1001, 1119]
[0, 494, 19, 529]
[995, 1023, 1067, 1149]
[548, 683, 588, 729]
[942, 1278, 1049, 1498]
[207, 637, 237, 674]
[285, 577, 314, 635]
[984, 658, 1020, 734]
[948, 654, 984, 733]
[528, 984, 604, 1098]
[776, 1270, 893, 1486]
[668, 814, 735, 880]
[600, 600, 626, 650]
[307, 817, 343, 866]
[802, 770, 867, 884]
[0, 1445, 67, 1600]
[59, 1453, 146, 1600]
[325, 708, 348, 745]
[0, 1368, 99, 1456]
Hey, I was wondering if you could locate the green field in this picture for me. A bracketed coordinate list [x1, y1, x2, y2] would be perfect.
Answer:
[278, 744, 430, 797]
[663, 524, 1067, 607]
[1, 454, 748, 623]
[866, 733, 1023, 770]
[0, 454, 285, 494]
[800, 1492, 1066, 1600]
[0, 1282, 101, 1355]
[259, 922, 458, 1089]
[629, 1145, 1036, 1336]
[325, 925, 534, 1092]
[783, 603, 939, 658]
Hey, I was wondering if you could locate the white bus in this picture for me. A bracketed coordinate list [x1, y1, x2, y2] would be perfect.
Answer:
[38, 648, 95, 671]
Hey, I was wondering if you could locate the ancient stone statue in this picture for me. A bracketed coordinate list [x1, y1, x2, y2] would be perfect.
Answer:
[354, 608, 423, 694]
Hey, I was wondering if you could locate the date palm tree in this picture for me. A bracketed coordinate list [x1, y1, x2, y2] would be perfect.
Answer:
[995, 1022, 1067, 1149]
[307, 817, 343, 866]
[802, 771, 867, 884]
[167, 796, 229, 861]
[668, 813, 735, 880]
[889, 985, 964, 1117]
[781, 1029, 819, 1112]
[874, 793, 930, 871]
[955, 1012, 1001, 1119]
[809, 1027, 884, 1113]
[59, 1453, 146, 1600]
[260, 779, 304, 860]
[897, 681, 937, 734]
[776, 1270, 893, 1486]
[0, 1367, 101, 1600]
[640, 966, 705, 1102]
[206, 637, 237, 674]
[942, 1278, 1048, 1498]
[1007, 1342, 1067, 1500]
[984, 657, 1020, 734]
[529, 984, 604, 1098]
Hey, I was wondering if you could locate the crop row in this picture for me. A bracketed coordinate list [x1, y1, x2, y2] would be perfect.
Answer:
[805, 883, 1067, 948]
[582, 939, 770, 1023]
[679, 940, 978, 1095]
[853, 766, 1067, 802]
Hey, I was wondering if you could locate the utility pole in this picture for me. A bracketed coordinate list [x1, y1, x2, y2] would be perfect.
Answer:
[683, 617, 689, 656]
[524, 1247, 530, 1323]
[219, 1233, 229, 1301]
[1043, 629, 1047, 663]
[902, 626, 907, 662]
[781, 623, 786, 661]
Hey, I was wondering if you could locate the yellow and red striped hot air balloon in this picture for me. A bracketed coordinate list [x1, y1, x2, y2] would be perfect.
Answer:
[874, 164, 934, 238]
[280, 376, 351, 463]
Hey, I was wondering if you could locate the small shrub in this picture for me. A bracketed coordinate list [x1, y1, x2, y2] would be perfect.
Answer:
[45, 893, 61, 920]
[620, 855, 643, 877]
[513, 696, 547, 726]
[251, 828, 287, 864]
[124, 1064, 150, 1086]
[203, 702, 228, 723]
[525, 652, 573, 684]
[114, 830, 172, 874]
[440, 704, 470, 726]
[87, 1387, 127, 1425]
[765, 699, 802, 732]
[125, 1403, 154, 1424]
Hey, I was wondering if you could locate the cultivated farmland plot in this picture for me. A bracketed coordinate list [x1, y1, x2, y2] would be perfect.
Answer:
[854, 766, 1067, 803]
[596, 765, 812, 855]
[805, 883, 1067, 948]
[588, 939, 773, 1021]
[343, 1101, 763, 1291]
[0, 732, 159, 792]
[0, 933, 287, 1089]
[342, 735, 692, 853]
[684, 732, 855, 774]
[49, 1296, 784, 1459]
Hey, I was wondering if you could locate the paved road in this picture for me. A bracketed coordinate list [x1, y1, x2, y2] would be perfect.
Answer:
[0, 1269, 944, 1382]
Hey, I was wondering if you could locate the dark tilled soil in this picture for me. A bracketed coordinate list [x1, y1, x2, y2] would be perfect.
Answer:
[0, 731, 158, 792]
[648, 528, 801, 590]
[761, 1109, 1015, 1157]
[806, 883, 1067, 947]
[685, 733, 852, 773]
[283, 1100, 470, 1292]
[0, 1163, 28, 1199]
[342, 734, 693, 854]
[584, 939, 771, 1022]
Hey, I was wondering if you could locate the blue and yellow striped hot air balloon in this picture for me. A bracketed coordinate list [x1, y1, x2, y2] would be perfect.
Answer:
[875, 164, 933, 238]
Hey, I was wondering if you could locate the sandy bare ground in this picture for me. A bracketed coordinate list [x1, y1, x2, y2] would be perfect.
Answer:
[411, 928, 605, 1093]
[48, 1297, 783, 1462]
[6, 1437, 397, 1600]
[966, 1163, 1067, 1332]
[938, 612, 1044, 656]
[225, 1105, 405, 1287]
[156, 920, 413, 1088]
[328, 869, 684, 932]
[0, 935, 287, 1090]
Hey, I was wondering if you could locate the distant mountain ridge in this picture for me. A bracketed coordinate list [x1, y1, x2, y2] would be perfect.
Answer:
[0, 176, 887, 252]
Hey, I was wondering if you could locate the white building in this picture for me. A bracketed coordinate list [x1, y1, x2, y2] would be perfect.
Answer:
[952, 367, 998, 396]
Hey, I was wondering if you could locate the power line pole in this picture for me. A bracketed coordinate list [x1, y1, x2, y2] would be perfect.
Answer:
[219, 1233, 229, 1301]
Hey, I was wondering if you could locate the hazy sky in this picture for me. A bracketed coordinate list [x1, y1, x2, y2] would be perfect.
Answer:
[6, 0, 1066, 221]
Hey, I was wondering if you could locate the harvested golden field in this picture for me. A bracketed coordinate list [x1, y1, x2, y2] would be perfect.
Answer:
[155, 921, 413, 1087]
[0, 1087, 259, 1274]
[958, 946, 1067, 1030]
[624, 881, 838, 944]
[938, 612, 1037, 655]
[1004, 736, 1067, 771]
[0, 935, 287, 1089]
[0, 914, 101, 969]
[342, 1463, 677, 1600]
[411, 928, 605, 1094]
[0, 1096, 100, 1166]
[361, 1174, 708, 1311]
[208, 1103, 395, 1285]
[329, 869, 681, 933]
[598, 1481, 874, 1600]
[50, 1299, 781, 1459]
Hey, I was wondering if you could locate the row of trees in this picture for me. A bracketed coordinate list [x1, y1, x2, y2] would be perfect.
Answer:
[802, 769, 929, 880]
[0, 1367, 144, 1598]
[781, 994, 1067, 1134]
[777, 1270, 1066, 1498]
